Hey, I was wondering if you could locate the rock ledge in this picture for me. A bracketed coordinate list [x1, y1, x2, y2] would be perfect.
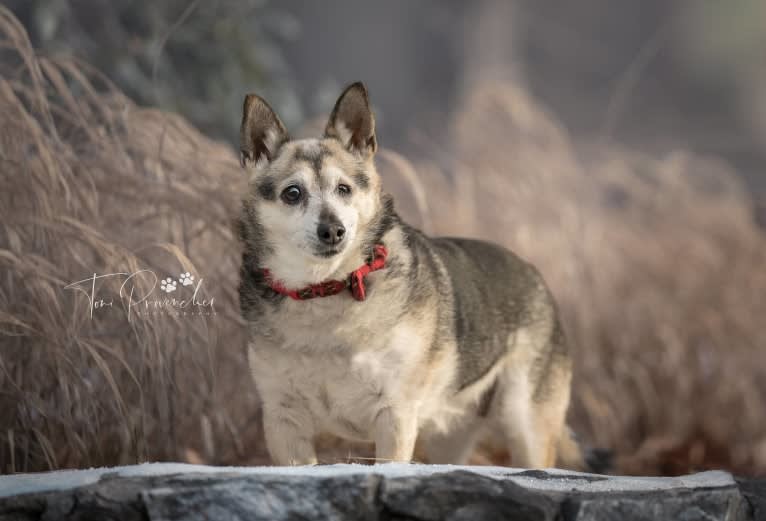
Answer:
[0, 463, 763, 520]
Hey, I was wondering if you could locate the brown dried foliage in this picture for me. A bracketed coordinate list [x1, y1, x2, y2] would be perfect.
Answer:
[1, 8, 765, 475]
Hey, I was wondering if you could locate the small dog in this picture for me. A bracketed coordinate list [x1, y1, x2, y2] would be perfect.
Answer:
[238, 82, 605, 470]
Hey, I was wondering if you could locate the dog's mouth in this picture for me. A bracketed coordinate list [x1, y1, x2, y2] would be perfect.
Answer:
[313, 246, 342, 258]
[310, 235, 350, 259]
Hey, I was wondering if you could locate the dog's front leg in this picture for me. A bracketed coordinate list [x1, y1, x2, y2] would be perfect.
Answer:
[262, 407, 317, 466]
[374, 407, 418, 463]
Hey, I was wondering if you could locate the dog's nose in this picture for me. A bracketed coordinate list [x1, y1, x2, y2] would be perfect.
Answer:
[317, 222, 346, 245]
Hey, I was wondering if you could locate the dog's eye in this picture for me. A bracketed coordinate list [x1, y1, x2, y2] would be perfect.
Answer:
[281, 185, 302, 205]
[337, 184, 351, 196]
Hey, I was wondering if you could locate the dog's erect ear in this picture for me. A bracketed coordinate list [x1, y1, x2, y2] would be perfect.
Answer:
[240, 94, 289, 168]
[324, 82, 377, 158]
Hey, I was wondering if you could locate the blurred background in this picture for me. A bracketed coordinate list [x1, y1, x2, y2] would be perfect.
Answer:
[1, 0, 765, 476]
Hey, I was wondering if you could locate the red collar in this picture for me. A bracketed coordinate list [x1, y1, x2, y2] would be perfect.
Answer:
[262, 245, 388, 301]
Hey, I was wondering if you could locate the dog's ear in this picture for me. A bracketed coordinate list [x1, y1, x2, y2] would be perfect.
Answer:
[240, 94, 289, 169]
[325, 82, 377, 158]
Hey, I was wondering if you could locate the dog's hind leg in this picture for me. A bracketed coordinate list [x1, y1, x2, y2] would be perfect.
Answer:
[497, 324, 572, 469]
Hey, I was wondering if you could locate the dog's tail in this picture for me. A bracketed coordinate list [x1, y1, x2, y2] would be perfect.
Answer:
[557, 427, 612, 474]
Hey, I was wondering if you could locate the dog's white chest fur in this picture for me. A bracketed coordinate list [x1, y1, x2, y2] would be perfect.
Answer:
[251, 345, 392, 440]
[248, 293, 454, 442]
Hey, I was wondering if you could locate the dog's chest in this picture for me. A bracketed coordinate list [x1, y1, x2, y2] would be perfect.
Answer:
[251, 341, 414, 440]
[250, 301, 434, 440]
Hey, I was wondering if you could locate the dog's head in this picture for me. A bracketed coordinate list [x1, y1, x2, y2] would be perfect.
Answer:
[238, 82, 390, 288]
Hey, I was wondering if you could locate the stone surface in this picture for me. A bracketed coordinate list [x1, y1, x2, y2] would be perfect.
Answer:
[0, 463, 762, 521]
[739, 478, 766, 521]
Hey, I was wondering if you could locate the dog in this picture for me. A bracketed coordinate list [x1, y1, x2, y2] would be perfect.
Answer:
[237, 82, 607, 471]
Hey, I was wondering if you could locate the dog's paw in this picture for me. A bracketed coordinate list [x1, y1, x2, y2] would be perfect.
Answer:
[160, 277, 177, 293]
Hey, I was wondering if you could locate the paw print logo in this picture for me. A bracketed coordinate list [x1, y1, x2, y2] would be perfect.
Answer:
[160, 277, 177, 293]
[179, 272, 195, 286]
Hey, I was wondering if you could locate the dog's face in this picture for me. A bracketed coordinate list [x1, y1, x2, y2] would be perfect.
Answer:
[239, 83, 383, 287]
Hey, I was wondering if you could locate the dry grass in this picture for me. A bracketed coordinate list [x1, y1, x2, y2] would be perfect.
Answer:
[1, 8, 765, 476]
[0, 7, 258, 471]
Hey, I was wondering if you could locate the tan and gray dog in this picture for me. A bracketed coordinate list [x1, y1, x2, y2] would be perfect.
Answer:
[238, 82, 607, 470]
